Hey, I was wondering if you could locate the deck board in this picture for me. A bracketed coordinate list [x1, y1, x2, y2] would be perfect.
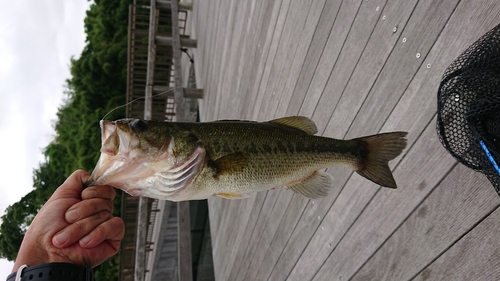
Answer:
[267, 1, 424, 279]
[310, 117, 456, 281]
[190, 0, 500, 279]
[412, 206, 500, 281]
[351, 164, 498, 281]
[290, 0, 360, 117]
[251, 0, 295, 121]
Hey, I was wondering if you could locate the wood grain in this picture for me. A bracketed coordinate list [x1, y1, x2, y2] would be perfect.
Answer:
[189, 0, 500, 280]
[412, 206, 500, 281]
[351, 164, 498, 281]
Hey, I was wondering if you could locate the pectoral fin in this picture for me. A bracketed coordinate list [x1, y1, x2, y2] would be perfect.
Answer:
[213, 153, 249, 175]
[216, 192, 250, 199]
[286, 171, 333, 199]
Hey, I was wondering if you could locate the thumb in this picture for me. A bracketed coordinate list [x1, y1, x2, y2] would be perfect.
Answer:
[49, 170, 90, 202]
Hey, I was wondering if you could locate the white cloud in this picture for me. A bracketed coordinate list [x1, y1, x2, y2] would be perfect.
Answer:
[0, 0, 92, 275]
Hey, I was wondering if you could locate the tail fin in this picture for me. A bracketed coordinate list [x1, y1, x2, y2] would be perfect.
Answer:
[354, 132, 408, 188]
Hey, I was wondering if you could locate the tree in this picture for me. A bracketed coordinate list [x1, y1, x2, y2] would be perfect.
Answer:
[0, 0, 131, 279]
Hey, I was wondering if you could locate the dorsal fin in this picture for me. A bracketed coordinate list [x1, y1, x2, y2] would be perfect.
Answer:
[268, 116, 318, 135]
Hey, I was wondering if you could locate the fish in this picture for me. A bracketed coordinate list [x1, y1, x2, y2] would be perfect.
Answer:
[85, 116, 407, 201]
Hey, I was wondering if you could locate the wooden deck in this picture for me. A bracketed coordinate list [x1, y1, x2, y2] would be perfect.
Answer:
[188, 0, 500, 280]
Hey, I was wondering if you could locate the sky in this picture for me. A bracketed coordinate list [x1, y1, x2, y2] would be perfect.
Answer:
[0, 0, 92, 276]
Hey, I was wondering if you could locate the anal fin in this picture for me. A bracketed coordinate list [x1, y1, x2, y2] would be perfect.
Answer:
[216, 192, 250, 199]
[286, 171, 333, 199]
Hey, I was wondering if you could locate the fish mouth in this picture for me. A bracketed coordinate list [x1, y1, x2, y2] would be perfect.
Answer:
[85, 120, 129, 188]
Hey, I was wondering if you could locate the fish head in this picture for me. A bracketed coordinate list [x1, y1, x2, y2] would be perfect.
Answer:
[85, 119, 204, 199]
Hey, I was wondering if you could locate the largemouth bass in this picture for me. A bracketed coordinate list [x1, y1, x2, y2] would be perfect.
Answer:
[86, 116, 407, 201]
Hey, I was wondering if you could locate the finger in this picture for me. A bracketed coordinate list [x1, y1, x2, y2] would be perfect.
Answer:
[79, 217, 125, 251]
[53, 211, 113, 247]
[65, 198, 114, 223]
[50, 170, 90, 202]
[81, 185, 116, 200]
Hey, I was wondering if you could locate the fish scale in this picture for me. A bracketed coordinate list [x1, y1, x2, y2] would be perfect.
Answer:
[86, 116, 407, 201]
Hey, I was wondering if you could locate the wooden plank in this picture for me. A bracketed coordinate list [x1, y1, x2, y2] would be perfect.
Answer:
[232, 190, 282, 280]
[216, 2, 329, 279]
[306, 117, 454, 281]
[206, 198, 229, 276]
[208, 4, 280, 278]
[255, 0, 321, 120]
[240, 0, 285, 120]
[252, 192, 309, 280]
[284, 0, 360, 117]
[345, 0, 460, 138]
[261, 1, 414, 279]
[412, 206, 500, 281]
[229, 0, 266, 120]
[351, 164, 499, 281]
[249, 0, 292, 120]
[171, 0, 185, 122]
[231, 2, 343, 279]
[155, 35, 198, 48]
[308, 0, 391, 134]
[214, 196, 258, 279]
[152, 86, 204, 99]
[214, 0, 255, 119]
[146, 200, 172, 281]
[209, 1, 281, 274]
[203, 0, 222, 119]
[248, 3, 380, 279]
[209, 0, 238, 120]
[135, 2, 158, 280]
[177, 201, 193, 281]
[193, 0, 500, 280]
[230, 3, 324, 275]
[204, 1, 265, 278]
[309, 1, 500, 280]
[210, 193, 268, 280]
[171, 1, 192, 280]
[240, 189, 295, 280]
[240, 1, 282, 119]
[135, 198, 149, 281]
[201, 0, 223, 121]
[157, 0, 193, 11]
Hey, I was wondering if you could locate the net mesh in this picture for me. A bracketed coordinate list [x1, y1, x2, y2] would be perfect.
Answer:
[437, 23, 500, 195]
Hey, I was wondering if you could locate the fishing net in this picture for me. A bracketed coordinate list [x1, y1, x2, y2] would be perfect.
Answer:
[437, 23, 500, 196]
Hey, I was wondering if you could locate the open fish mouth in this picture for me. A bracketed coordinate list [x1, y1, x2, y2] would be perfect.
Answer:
[85, 119, 146, 188]
[85, 118, 206, 199]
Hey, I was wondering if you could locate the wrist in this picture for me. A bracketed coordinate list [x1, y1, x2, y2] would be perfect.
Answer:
[7, 263, 95, 281]
[13, 242, 49, 273]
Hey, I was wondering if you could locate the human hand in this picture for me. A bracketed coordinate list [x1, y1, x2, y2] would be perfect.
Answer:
[12, 170, 125, 272]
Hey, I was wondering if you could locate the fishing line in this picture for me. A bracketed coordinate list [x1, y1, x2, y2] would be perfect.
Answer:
[101, 81, 198, 120]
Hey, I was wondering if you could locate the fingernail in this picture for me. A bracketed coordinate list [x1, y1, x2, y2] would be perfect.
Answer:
[66, 209, 80, 222]
[80, 235, 91, 246]
[53, 232, 68, 246]
[82, 189, 97, 198]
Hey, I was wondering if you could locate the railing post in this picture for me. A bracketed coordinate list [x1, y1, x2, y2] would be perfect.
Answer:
[135, 0, 157, 280]
[171, 0, 193, 280]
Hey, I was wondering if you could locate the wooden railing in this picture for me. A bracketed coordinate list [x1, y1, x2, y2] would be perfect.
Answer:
[121, 1, 201, 280]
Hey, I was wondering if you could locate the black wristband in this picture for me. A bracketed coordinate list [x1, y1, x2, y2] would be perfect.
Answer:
[6, 263, 95, 281]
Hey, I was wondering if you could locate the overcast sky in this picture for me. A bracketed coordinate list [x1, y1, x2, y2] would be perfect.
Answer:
[0, 0, 92, 275]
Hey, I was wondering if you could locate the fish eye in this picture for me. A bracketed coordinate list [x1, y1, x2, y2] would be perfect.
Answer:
[130, 119, 147, 132]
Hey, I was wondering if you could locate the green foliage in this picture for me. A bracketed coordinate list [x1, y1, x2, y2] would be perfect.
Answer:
[0, 0, 132, 278]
